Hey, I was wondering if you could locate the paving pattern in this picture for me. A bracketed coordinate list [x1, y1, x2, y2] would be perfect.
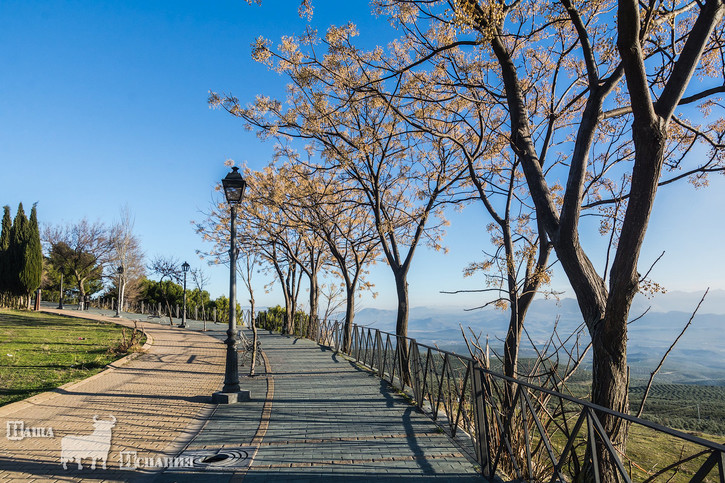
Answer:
[158, 330, 486, 482]
[0, 308, 485, 482]
[0, 309, 226, 482]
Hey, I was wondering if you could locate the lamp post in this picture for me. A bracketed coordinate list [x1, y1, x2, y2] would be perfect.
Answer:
[114, 266, 124, 317]
[212, 166, 251, 404]
[180, 261, 190, 328]
[58, 273, 64, 310]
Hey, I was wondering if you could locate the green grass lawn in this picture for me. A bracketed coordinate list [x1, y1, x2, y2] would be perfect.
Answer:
[0, 309, 145, 406]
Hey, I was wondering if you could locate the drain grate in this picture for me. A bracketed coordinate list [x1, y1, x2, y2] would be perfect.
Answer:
[166, 447, 254, 472]
[202, 453, 230, 464]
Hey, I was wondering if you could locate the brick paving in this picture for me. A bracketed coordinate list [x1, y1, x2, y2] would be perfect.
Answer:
[0, 309, 225, 482]
[0, 309, 485, 482]
[157, 329, 486, 482]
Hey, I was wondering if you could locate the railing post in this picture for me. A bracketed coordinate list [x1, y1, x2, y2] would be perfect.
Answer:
[334, 322, 340, 352]
[363, 328, 373, 367]
[355, 326, 362, 362]
[419, 348, 432, 411]
[410, 341, 422, 405]
[472, 364, 492, 478]
[390, 336, 399, 386]
[375, 330, 383, 377]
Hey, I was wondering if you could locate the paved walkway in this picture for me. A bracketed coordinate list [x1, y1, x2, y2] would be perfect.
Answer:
[156, 330, 485, 482]
[0, 309, 485, 482]
[0, 309, 226, 482]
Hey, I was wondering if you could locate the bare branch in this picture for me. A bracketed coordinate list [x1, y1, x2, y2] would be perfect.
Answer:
[635, 288, 710, 418]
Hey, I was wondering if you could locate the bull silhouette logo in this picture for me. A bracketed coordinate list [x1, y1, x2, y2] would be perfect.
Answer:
[60, 415, 116, 470]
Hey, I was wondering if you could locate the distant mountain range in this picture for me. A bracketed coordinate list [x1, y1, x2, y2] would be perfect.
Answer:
[350, 290, 725, 385]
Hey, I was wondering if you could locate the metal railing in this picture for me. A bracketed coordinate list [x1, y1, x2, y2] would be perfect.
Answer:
[275, 317, 725, 483]
[93, 298, 237, 325]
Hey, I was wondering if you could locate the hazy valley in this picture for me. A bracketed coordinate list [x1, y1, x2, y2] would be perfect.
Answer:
[352, 289, 725, 385]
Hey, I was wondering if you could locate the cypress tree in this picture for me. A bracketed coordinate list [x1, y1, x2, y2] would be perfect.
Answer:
[0, 206, 11, 298]
[8, 203, 28, 296]
[19, 203, 43, 301]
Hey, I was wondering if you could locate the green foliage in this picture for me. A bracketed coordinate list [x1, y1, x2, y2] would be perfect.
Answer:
[256, 305, 308, 333]
[6, 203, 28, 296]
[630, 384, 725, 436]
[0, 206, 11, 293]
[18, 204, 42, 296]
[0, 202, 43, 299]
[40, 261, 64, 302]
[85, 277, 104, 297]
[212, 295, 242, 324]
[214, 295, 230, 322]
[267, 305, 285, 318]
[140, 278, 184, 306]
[187, 287, 211, 311]
[48, 241, 103, 296]
[0, 309, 144, 406]
[139, 277, 234, 320]
[256, 306, 284, 332]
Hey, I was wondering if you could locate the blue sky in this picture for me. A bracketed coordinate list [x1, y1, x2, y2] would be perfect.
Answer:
[1, 0, 724, 311]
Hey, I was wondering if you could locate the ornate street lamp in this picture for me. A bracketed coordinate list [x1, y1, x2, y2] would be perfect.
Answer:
[114, 266, 124, 317]
[180, 261, 190, 328]
[212, 166, 250, 404]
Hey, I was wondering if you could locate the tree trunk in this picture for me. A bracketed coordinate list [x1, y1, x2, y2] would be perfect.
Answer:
[501, 295, 525, 467]
[284, 292, 294, 335]
[590, 312, 630, 481]
[308, 270, 318, 339]
[585, 117, 667, 480]
[120, 279, 126, 313]
[393, 269, 411, 385]
[290, 272, 301, 336]
[342, 284, 355, 352]
[249, 296, 258, 377]
[502, 309, 521, 380]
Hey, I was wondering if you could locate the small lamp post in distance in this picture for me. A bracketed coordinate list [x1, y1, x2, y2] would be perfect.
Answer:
[58, 273, 64, 310]
[180, 261, 190, 328]
[114, 266, 124, 317]
[212, 166, 251, 404]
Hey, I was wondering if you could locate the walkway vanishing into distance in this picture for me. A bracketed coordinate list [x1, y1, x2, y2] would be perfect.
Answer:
[158, 330, 485, 482]
[0, 308, 484, 482]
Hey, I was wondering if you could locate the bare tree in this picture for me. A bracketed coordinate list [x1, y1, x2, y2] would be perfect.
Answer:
[270, 166, 381, 351]
[195, 165, 308, 335]
[148, 255, 181, 323]
[148, 255, 182, 283]
[190, 266, 210, 322]
[636, 288, 709, 418]
[109, 206, 145, 311]
[213, 57, 466, 374]
[236, 0, 725, 476]
[320, 282, 345, 325]
[190, 266, 210, 292]
[364, 0, 725, 476]
[239, 249, 260, 375]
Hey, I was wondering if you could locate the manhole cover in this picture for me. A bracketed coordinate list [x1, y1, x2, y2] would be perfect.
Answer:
[202, 454, 230, 464]
[166, 447, 254, 472]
